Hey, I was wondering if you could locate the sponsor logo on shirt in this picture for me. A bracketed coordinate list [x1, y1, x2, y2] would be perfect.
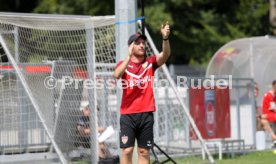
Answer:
[127, 65, 133, 68]
[128, 75, 152, 88]
[142, 61, 148, 68]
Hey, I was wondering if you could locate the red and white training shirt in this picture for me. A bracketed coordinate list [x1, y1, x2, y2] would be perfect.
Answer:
[116, 56, 159, 114]
[262, 91, 276, 122]
[262, 91, 276, 114]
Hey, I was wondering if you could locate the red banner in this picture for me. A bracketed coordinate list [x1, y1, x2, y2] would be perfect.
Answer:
[189, 87, 231, 139]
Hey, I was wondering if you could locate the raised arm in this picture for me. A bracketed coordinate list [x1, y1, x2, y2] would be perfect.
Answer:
[113, 43, 134, 79]
[156, 22, 171, 66]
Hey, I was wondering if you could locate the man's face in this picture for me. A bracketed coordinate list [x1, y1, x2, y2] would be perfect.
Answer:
[132, 38, 146, 56]
[83, 107, 90, 116]
[273, 83, 276, 93]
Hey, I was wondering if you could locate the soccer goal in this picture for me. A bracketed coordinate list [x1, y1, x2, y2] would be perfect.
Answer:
[0, 12, 214, 164]
[0, 12, 117, 164]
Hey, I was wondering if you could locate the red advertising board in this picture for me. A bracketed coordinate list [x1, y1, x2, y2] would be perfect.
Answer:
[189, 87, 230, 139]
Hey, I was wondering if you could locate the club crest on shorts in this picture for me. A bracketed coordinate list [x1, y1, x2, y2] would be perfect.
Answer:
[147, 140, 152, 147]
[142, 61, 148, 68]
[121, 135, 128, 144]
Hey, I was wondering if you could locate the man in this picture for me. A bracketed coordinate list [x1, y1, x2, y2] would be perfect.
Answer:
[261, 80, 276, 147]
[252, 82, 263, 131]
[76, 104, 111, 158]
[114, 22, 170, 164]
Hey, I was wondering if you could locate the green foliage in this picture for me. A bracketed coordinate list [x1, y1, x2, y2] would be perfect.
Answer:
[33, 0, 59, 14]
[1, 0, 271, 65]
[34, 0, 114, 15]
[141, 3, 174, 33]
[142, 0, 271, 65]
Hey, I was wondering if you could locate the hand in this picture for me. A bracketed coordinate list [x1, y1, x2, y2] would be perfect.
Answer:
[84, 128, 91, 135]
[97, 127, 105, 134]
[161, 21, 170, 39]
[128, 42, 134, 57]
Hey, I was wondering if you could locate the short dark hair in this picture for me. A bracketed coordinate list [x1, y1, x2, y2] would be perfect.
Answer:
[273, 80, 276, 86]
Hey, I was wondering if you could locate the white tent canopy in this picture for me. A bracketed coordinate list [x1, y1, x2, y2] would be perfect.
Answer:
[206, 35, 276, 104]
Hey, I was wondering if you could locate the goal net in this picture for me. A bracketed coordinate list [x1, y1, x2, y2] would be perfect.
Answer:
[0, 12, 213, 163]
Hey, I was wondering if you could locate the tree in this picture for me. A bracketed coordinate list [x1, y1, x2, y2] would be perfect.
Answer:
[34, 0, 114, 16]
[10, 0, 271, 65]
[142, 0, 271, 65]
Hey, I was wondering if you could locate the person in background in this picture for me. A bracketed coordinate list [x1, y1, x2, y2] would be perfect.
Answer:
[260, 80, 276, 147]
[76, 104, 111, 159]
[253, 82, 263, 131]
